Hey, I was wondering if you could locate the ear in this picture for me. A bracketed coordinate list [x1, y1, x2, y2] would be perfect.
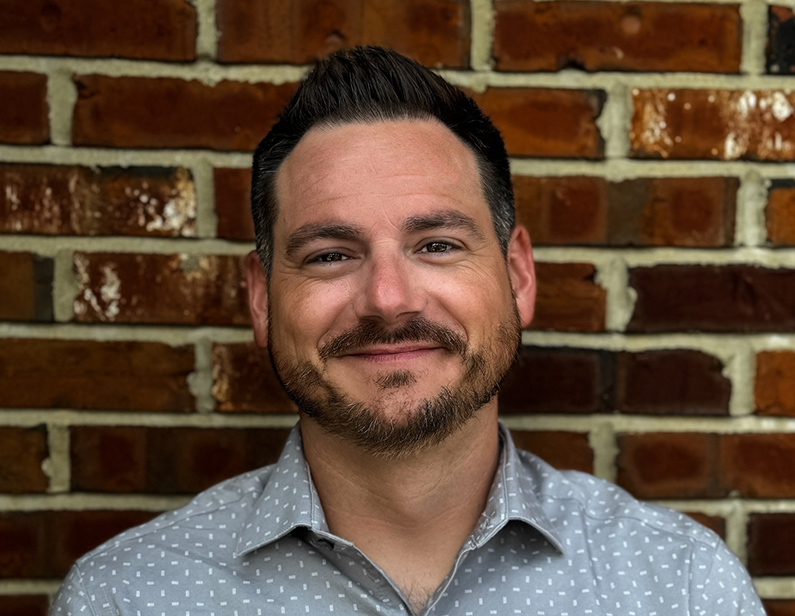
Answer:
[507, 225, 536, 328]
[245, 251, 269, 348]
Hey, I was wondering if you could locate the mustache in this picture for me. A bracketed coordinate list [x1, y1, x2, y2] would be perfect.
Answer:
[318, 317, 468, 360]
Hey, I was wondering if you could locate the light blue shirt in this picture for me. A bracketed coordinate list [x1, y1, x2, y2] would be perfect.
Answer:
[51, 424, 765, 615]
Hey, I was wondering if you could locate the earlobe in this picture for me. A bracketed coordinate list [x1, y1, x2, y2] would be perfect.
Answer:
[245, 251, 269, 348]
[507, 225, 536, 328]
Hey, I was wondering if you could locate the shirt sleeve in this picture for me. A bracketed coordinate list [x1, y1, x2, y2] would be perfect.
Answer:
[49, 565, 101, 616]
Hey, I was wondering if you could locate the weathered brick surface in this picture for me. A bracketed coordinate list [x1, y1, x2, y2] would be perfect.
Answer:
[469, 88, 604, 158]
[768, 6, 795, 74]
[755, 350, 795, 416]
[0, 427, 49, 493]
[721, 433, 795, 498]
[217, 0, 469, 67]
[765, 599, 795, 616]
[631, 89, 795, 160]
[748, 513, 795, 575]
[683, 512, 726, 539]
[766, 180, 795, 245]
[72, 252, 249, 325]
[71, 426, 291, 493]
[0, 510, 156, 578]
[0, 165, 196, 237]
[0, 339, 194, 411]
[494, 2, 741, 73]
[72, 76, 297, 150]
[0, 71, 48, 145]
[629, 265, 795, 332]
[510, 430, 593, 473]
[616, 350, 730, 415]
[0, 0, 196, 61]
[0, 251, 52, 322]
[532, 262, 605, 332]
[0, 595, 49, 616]
[214, 167, 254, 241]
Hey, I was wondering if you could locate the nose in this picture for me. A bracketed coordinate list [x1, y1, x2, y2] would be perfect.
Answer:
[355, 251, 424, 323]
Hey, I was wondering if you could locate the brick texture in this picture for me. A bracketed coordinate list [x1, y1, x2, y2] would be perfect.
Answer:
[0, 595, 49, 616]
[71, 427, 290, 493]
[748, 513, 795, 575]
[217, 0, 470, 67]
[0, 165, 196, 237]
[494, 2, 741, 73]
[532, 262, 605, 331]
[0, 0, 196, 61]
[721, 433, 795, 498]
[0, 339, 194, 411]
[0, 71, 48, 145]
[766, 180, 795, 245]
[214, 167, 254, 241]
[755, 350, 795, 416]
[0, 251, 53, 322]
[765, 600, 795, 616]
[72, 76, 297, 150]
[510, 430, 593, 473]
[0, 427, 49, 493]
[684, 512, 726, 539]
[768, 6, 795, 74]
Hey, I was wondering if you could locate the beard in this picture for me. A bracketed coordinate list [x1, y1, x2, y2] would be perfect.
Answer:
[268, 311, 522, 459]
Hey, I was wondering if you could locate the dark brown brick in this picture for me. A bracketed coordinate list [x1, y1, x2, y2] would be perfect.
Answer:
[0, 0, 196, 61]
[0, 165, 196, 237]
[768, 6, 795, 74]
[72, 75, 297, 151]
[0, 252, 52, 322]
[721, 433, 795, 497]
[631, 89, 795, 161]
[71, 426, 291, 493]
[683, 511, 726, 539]
[748, 513, 795, 575]
[494, 1, 741, 73]
[766, 180, 795, 245]
[755, 350, 795, 416]
[0, 427, 48, 493]
[214, 167, 254, 241]
[0, 71, 48, 145]
[510, 430, 593, 473]
[0, 595, 49, 616]
[765, 599, 795, 616]
[0, 339, 194, 411]
[616, 350, 730, 415]
[469, 88, 604, 159]
[628, 265, 795, 332]
[532, 262, 605, 332]
[217, 0, 469, 67]
[72, 252, 249, 325]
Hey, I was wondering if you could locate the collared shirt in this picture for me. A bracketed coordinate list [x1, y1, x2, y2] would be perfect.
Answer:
[51, 424, 764, 616]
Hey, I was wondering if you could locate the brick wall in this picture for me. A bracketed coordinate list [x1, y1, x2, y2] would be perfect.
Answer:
[1, 0, 794, 611]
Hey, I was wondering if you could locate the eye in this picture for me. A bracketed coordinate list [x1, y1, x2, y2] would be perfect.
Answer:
[310, 252, 349, 263]
[420, 241, 456, 254]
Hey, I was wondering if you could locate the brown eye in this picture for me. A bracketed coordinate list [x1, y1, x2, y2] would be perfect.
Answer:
[423, 242, 451, 253]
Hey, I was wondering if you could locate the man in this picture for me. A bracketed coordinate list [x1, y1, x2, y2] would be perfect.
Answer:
[51, 47, 764, 615]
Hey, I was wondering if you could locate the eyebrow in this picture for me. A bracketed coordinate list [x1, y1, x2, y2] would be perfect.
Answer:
[402, 210, 486, 241]
[284, 222, 363, 257]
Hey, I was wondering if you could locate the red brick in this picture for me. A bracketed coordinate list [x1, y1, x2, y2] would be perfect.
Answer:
[0, 427, 48, 493]
[500, 348, 608, 414]
[616, 432, 724, 499]
[768, 6, 795, 74]
[765, 599, 795, 616]
[631, 89, 795, 160]
[0, 0, 196, 61]
[0, 252, 52, 322]
[214, 167, 254, 241]
[0, 595, 49, 616]
[0, 72, 48, 145]
[532, 262, 605, 332]
[0, 339, 194, 411]
[212, 343, 296, 413]
[71, 426, 291, 493]
[510, 430, 593, 473]
[217, 0, 469, 67]
[721, 433, 795, 497]
[469, 88, 604, 158]
[755, 351, 795, 416]
[683, 512, 726, 539]
[494, 2, 741, 73]
[628, 265, 795, 332]
[72, 252, 249, 325]
[616, 350, 730, 415]
[766, 180, 795, 245]
[72, 75, 297, 150]
[0, 165, 196, 237]
[748, 513, 795, 575]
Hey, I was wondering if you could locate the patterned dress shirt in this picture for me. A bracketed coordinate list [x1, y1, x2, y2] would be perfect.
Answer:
[51, 424, 765, 616]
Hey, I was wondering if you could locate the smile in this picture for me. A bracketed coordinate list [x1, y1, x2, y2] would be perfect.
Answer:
[340, 345, 442, 362]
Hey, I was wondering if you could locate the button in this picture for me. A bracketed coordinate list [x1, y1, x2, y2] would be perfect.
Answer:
[316, 538, 334, 550]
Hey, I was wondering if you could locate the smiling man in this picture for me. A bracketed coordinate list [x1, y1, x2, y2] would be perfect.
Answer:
[51, 47, 764, 616]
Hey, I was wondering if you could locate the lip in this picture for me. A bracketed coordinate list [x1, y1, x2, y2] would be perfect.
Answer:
[339, 345, 441, 362]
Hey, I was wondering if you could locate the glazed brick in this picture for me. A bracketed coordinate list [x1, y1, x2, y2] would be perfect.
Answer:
[71, 426, 290, 493]
[0, 0, 196, 61]
[721, 433, 795, 497]
[510, 430, 593, 473]
[0, 510, 156, 578]
[0, 164, 196, 237]
[683, 512, 726, 539]
[0, 339, 194, 411]
[212, 343, 296, 413]
[0, 595, 49, 616]
[768, 6, 795, 73]
[755, 350, 795, 416]
[217, 0, 469, 67]
[72, 75, 297, 150]
[72, 252, 249, 325]
[628, 265, 795, 332]
[631, 89, 795, 160]
[765, 599, 795, 616]
[214, 167, 254, 241]
[494, 2, 741, 73]
[748, 513, 795, 575]
[0, 427, 48, 493]
[468, 88, 604, 159]
[0, 251, 52, 322]
[0, 71, 48, 145]
[615, 350, 730, 415]
[532, 262, 606, 332]
[766, 180, 795, 244]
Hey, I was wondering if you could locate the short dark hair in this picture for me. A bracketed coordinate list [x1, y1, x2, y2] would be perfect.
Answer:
[250, 46, 514, 273]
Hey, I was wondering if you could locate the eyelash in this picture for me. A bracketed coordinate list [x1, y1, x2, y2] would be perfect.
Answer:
[306, 240, 461, 264]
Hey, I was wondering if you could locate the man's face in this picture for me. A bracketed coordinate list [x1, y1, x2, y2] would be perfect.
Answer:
[247, 120, 535, 457]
